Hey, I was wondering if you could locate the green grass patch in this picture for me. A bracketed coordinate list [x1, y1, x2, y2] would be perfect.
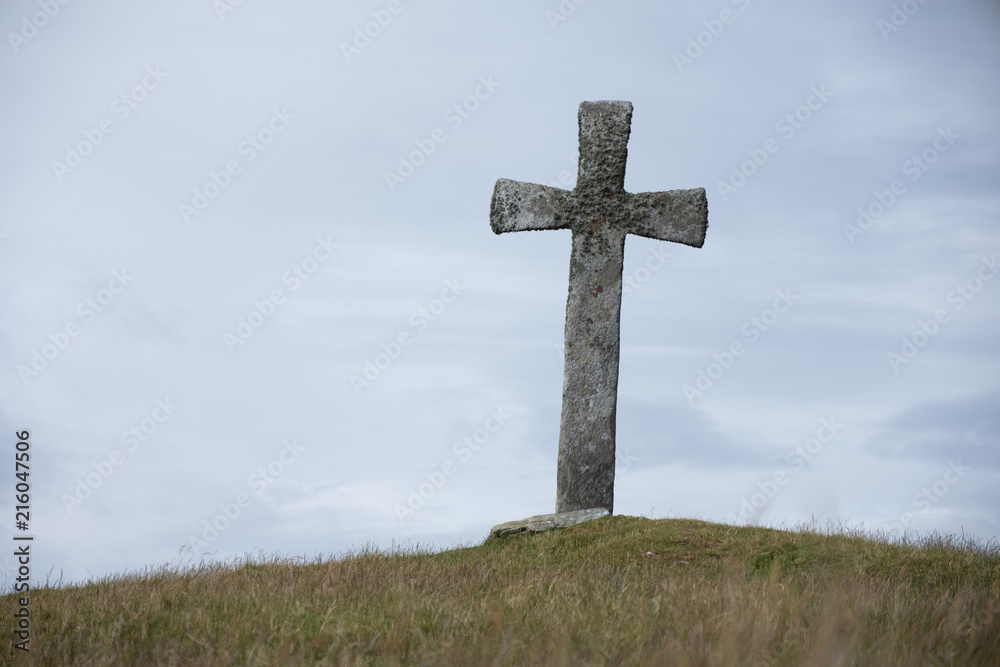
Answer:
[4, 516, 998, 665]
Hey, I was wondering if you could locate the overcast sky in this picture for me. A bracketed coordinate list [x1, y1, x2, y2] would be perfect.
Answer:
[2, 0, 998, 590]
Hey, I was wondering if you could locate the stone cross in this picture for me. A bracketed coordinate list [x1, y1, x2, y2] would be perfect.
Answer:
[490, 101, 709, 515]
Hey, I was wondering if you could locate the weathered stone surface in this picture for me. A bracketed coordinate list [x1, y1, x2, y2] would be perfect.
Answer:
[488, 508, 610, 539]
[490, 101, 709, 515]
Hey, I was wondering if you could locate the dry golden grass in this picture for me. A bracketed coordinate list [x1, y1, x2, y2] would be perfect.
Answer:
[4, 516, 999, 665]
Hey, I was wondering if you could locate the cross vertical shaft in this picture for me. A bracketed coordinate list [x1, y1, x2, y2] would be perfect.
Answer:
[556, 102, 633, 514]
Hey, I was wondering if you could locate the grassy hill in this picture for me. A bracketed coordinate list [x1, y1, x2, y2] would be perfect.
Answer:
[4, 516, 999, 665]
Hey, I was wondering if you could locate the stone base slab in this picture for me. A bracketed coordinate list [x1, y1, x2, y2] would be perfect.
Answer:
[488, 508, 610, 539]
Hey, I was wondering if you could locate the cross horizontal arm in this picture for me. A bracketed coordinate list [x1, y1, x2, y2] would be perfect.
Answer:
[627, 187, 709, 248]
[490, 178, 573, 234]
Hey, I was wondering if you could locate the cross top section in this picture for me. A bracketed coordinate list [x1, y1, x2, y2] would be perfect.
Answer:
[576, 100, 632, 194]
